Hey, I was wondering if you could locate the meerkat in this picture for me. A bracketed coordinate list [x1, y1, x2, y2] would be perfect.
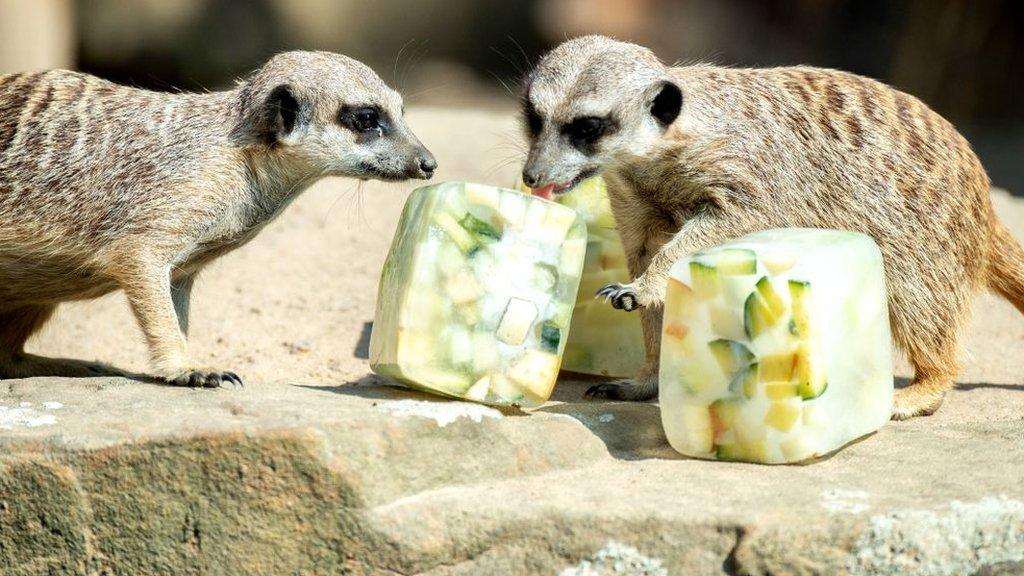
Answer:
[0, 50, 436, 388]
[519, 35, 1024, 419]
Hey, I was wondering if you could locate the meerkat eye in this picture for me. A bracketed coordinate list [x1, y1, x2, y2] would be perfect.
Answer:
[340, 106, 383, 135]
[563, 116, 608, 148]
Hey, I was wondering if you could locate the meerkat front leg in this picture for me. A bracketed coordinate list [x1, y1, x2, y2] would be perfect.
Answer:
[590, 211, 747, 400]
[119, 261, 241, 388]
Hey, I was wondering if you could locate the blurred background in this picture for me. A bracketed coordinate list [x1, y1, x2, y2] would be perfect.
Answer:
[1, 0, 1021, 191]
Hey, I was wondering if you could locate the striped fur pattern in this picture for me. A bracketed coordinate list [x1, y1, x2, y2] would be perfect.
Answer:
[521, 36, 1022, 419]
[0, 51, 434, 387]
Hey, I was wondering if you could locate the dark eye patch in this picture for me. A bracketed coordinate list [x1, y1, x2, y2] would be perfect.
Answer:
[338, 105, 390, 136]
[522, 99, 543, 138]
[562, 116, 614, 150]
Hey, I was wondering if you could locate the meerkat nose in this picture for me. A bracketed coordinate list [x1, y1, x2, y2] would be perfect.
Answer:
[522, 169, 542, 189]
[418, 154, 437, 177]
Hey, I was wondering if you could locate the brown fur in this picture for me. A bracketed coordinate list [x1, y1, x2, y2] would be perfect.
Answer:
[521, 36, 1021, 419]
[0, 51, 435, 387]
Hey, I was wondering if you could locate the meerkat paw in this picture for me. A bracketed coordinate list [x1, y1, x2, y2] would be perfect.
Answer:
[891, 386, 945, 420]
[585, 373, 658, 401]
[595, 283, 644, 311]
[168, 369, 244, 389]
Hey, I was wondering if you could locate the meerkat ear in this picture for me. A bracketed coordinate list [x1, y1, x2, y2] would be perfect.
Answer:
[650, 81, 682, 127]
[264, 84, 308, 145]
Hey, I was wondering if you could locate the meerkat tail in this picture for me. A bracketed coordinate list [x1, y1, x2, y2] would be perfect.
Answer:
[986, 221, 1024, 315]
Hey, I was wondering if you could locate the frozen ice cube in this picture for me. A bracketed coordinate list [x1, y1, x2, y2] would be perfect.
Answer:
[370, 182, 587, 407]
[659, 229, 894, 463]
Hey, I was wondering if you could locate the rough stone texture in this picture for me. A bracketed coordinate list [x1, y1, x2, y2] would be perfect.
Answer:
[2, 107, 1023, 575]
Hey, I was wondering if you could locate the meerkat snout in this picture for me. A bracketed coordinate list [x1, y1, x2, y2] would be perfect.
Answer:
[519, 35, 681, 195]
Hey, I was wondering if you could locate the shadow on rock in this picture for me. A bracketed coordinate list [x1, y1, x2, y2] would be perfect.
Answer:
[537, 400, 682, 461]
[291, 374, 529, 416]
[352, 321, 373, 359]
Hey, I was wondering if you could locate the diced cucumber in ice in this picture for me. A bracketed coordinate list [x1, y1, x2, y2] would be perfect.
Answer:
[539, 322, 561, 353]
[793, 342, 827, 399]
[709, 398, 741, 439]
[760, 352, 796, 382]
[716, 440, 769, 462]
[744, 289, 781, 339]
[678, 403, 715, 455]
[709, 303, 746, 341]
[456, 303, 480, 326]
[495, 297, 538, 345]
[729, 362, 759, 399]
[665, 278, 695, 320]
[459, 212, 501, 242]
[708, 339, 755, 377]
[465, 376, 490, 402]
[489, 373, 525, 403]
[715, 248, 758, 275]
[445, 271, 482, 305]
[755, 277, 787, 318]
[407, 367, 472, 395]
[432, 211, 479, 254]
[765, 401, 801, 432]
[765, 382, 799, 400]
[507, 350, 560, 398]
[689, 261, 721, 299]
[788, 280, 812, 339]
[546, 300, 573, 329]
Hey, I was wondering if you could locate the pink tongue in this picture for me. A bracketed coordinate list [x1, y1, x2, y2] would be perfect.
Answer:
[532, 184, 556, 200]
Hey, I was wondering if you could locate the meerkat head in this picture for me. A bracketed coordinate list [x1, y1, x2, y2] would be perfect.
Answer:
[235, 51, 436, 182]
[520, 36, 682, 196]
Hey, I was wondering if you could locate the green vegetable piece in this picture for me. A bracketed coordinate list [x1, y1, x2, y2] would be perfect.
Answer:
[715, 248, 758, 275]
[755, 276, 787, 318]
[459, 212, 501, 242]
[729, 362, 759, 399]
[788, 280, 812, 339]
[540, 323, 561, 353]
[689, 261, 721, 299]
[433, 211, 479, 254]
[708, 339, 755, 376]
[743, 290, 780, 339]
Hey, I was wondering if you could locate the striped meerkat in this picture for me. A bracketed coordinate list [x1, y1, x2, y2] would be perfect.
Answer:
[520, 35, 1023, 419]
[0, 51, 436, 388]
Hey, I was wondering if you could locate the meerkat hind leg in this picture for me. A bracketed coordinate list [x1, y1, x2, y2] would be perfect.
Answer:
[0, 305, 122, 379]
[586, 305, 662, 401]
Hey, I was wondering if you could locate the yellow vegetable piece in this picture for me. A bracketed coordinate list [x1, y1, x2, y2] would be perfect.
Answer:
[765, 401, 801, 432]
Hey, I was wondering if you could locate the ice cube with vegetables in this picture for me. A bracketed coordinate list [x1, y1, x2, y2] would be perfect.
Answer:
[519, 176, 645, 377]
[659, 229, 894, 464]
[369, 182, 587, 407]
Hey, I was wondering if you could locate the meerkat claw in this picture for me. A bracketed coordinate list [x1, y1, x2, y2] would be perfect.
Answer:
[585, 382, 622, 398]
[178, 370, 244, 389]
[596, 283, 641, 311]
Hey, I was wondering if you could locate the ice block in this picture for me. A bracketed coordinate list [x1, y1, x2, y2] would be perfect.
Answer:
[519, 177, 645, 377]
[659, 229, 894, 464]
[369, 182, 587, 407]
